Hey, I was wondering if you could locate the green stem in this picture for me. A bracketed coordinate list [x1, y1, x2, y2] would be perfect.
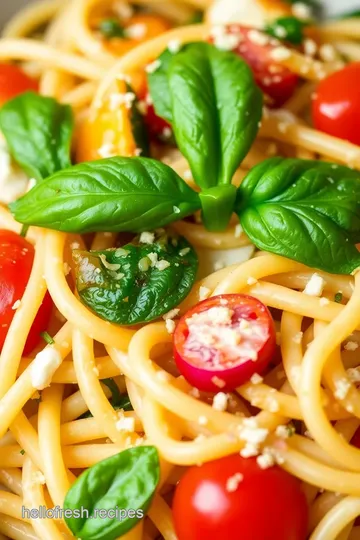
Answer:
[199, 185, 237, 232]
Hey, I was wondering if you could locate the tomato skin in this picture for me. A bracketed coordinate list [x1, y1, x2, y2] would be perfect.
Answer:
[173, 454, 308, 540]
[143, 96, 172, 141]
[312, 63, 360, 146]
[352, 427, 360, 448]
[0, 64, 37, 106]
[174, 294, 276, 392]
[209, 25, 299, 108]
[0, 231, 52, 355]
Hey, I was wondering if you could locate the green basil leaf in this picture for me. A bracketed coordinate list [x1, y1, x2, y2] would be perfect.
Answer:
[0, 92, 73, 181]
[73, 231, 198, 325]
[128, 85, 150, 157]
[10, 157, 201, 233]
[236, 157, 360, 274]
[149, 43, 263, 190]
[337, 9, 360, 19]
[64, 446, 159, 540]
[266, 17, 307, 45]
[101, 378, 133, 410]
[99, 18, 125, 38]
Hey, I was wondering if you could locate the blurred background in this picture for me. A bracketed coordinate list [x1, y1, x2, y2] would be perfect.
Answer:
[1, 0, 360, 28]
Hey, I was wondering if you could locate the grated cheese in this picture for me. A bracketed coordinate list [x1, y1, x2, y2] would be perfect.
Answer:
[165, 319, 176, 334]
[198, 415, 208, 426]
[163, 308, 180, 320]
[234, 224, 243, 238]
[139, 231, 155, 244]
[292, 331, 303, 344]
[292, 2, 312, 20]
[125, 23, 146, 39]
[319, 297, 330, 306]
[346, 368, 360, 383]
[271, 47, 291, 61]
[212, 392, 228, 411]
[63, 262, 71, 276]
[250, 373, 263, 385]
[168, 39, 181, 53]
[179, 247, 190, 257]
[226, 473, 244, 492]
[116, 416, 135, 432]
[99, 254, 121, 272]
[155, 260, 170, 271]
[334, 378, 351, 400]
[344, 341, 359, 352]
[145, 59, 161, 74]
[303, 273, 325, 297]
[30, 347, 62, 390]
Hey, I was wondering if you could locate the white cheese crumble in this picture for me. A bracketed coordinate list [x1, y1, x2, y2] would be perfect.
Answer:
[319, 44, 336, 62]
[334, 378, 351, 400]
[319, 297, 330, 306]
[292, 2, 312, 20]
[198, 415, 208, 426]
[145, 60, 161, 74]
[116, 416, 135, 432]
[114, 1, 134, 20]
[109, 92, 135, 111]
[98, 143, 115, 158]
[165, 319, 176, 334]
[346, 368, 360, 383]
[139, 231, 155, 244]
[99, 254, 121, 272]
[211, 26, 242, 50]
[125, 23, 146, 39]
[179, 247, 190, 257]
[11, 300, 21, 310]
[212, 392, 228, 411]
[211, 376, 226, 389]
[275, 425, 292, 439]
[155, 260, 170, 271]
[250, 373, 263, 385]
[248, 29, 270, 46]
[271, 47, 291, 61]
[163, 308, 180, 320]
[226, 472, 243, 492]
[63, 262, 71, 276]
[256, 450, 275, 469]
[292, 332, 303, 344]
[303, 273, 325, 297]
[304, 39, 317, 57]
[344, 341, 359, 352]
[30, 347, 62, 390]
[147, 252, 158, 267]
[168, 39, 181, 54]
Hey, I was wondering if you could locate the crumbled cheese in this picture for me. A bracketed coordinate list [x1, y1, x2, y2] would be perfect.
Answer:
[198, 415, 208, 426]
[212, 26, 242, 50]
[292, 2, 312, 20]
[292, 332, 303, 344]
[344, 341, 359, 352]
[238, 422, 268, 446]
[211, 376, 226, 389]
[179, 247, 190, 257]
[319, 44, 336, 62]
[189, 387, 200, 398]
[250, 373, 263, 385]
[346, 368, 360, 383]
[271, 47, 291, 61]
[115, 248, 129, 257]
[70, 242, 80, 250]
[319, 297, 330, 306]
[125, 23, 146, 39]
[304, 39, 317, 57]
[267, 399, 280, 413]
[155, 260, 170, 271]
[99, 254, 121, 272]
[188, 306, 233, 326]
[63, 262, 71, 276]
[256, 450, 276, 469]
[168, 39, 181, 54]
[199, 286, 211, 301]
[334, 378, 351, 400]
[139, 231, 155, 244]
[212, 392, 228, 411]
[147, 252, 158, 266]
[303, 273, 325, 297]
[234, 224, 243, 238]
[109, 91, 136, 111]
[226, 473, 243, 492]
[247, 276, 258, 286]
[30, 347, 62, 390]
[116, 416, 135, 432]
[163, 308, 180, 320]
[114, 1, 134, 20]
[248, 29, 270, 46]
[275, 425, 293, 439]
[12, 299, 21, 310]
[165, 319, 176, 334]
[145, 59, 161, 74]
[134, 148, 142, 157]
[98, 143, 115, 158]
[240, 444, 260, 458]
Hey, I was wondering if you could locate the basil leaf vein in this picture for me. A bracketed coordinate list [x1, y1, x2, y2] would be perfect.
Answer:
[236, 157, 360, 274]
[10, 157, 201, 233]
[0, 91, 73, 181]
[73, 232, 198, 325]
[64, 446, 160, 540]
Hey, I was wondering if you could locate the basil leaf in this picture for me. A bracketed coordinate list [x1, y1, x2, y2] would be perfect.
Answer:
[149, 43, 263, 190]
[0, 92, 73, 181]
[236, 157, 360, 274]
[64, 446, 160, 540]
[102, 378, 133, 410]
[10, 157, 201, 233]
[128, 85, 150, 157]
[266, 17, 307, 45]
[73, 232, 198, 325]
[99, 18, 125, 38]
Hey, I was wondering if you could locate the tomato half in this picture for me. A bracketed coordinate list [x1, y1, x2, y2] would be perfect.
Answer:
[312, 63, 360, 146]
[0, 231, 52, 354]
[0, 64, 38, 106]
[209, 25, 299, 108]
[173, 454, 308, 540]
[173, 294, 276, 392]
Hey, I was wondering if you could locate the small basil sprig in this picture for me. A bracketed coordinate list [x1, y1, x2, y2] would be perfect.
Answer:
[0, 91, 73, 181]
[148, 42, 263, 231]
[10, 157, 201, 233]
[127, 84, 150, 157]
[73, 231, 197, 325]
[235, 157, 360, 274]
[64, 446, 159, 540]
[266, 17, 308, 45]
[99, 18, 125, 38]
[80, 380, 132, 419]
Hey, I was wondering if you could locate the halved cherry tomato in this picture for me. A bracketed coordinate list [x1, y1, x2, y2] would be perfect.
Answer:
[173, 294, 276, 392]
[312, 63, 360, 146]
[0, 230, 52, 355]
[0, 64, 38, 106]
[209, 25, 299, 108]
[173, 454, 308, 540]
[138, 88, 172, 142]
[352, 426, 360, 448]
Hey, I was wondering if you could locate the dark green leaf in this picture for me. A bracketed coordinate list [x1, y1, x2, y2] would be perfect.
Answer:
[128, 84, 150, 157]
[73, 231, 197, 325]
[266, 17, 307, 45]
[0, 92, 73, 181]
[334, 292, 343, 303]
[101, 378, 132, 410]
[10, 157, 201, 233]
[236, 157, 360, 275]
[64, 446, 160, 540]
[188, 10, 203, 24]
[98, 19, 125, 38]
[147, 49, 174, 123]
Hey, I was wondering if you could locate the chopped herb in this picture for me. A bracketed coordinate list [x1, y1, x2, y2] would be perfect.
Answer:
[188, 10, 203, 24]
[286, 424, 296, 437]
[20, 449, 25, 455]
[79, 379, 133, 419]
[266, 17, 308, 45]
[334, 292, 343, 303]
[99, 18, 125, 39]
[41, 331, 55, 345]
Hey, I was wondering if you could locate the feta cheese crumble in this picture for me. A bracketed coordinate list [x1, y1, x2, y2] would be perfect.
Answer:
[30, 347, 62, 390]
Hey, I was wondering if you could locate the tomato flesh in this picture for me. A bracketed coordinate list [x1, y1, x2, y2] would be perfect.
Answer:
[173, 294, 276, 392]
[0, 231, 52, 354]
[312, 63, 360, 146]
[209, 25, 299, 108]
[173, 454, 308, 540]
[0, 64, 37, 106]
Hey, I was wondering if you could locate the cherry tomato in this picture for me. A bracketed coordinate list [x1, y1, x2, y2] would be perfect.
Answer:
[352, 427, 360, 448]
[312, 63, 360, 146]
[172, 454, 308, 540]
[173, 294, 276, 392]
[209, 25, 299, 108]
[0, 64, 37, 106]
[0, 230, 52, 355]
[138, 89, 172, 142]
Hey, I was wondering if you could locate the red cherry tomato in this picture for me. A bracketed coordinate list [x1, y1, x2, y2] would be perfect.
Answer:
[173, 294, 276, 392]
[144, 95, 172, 141]
[173, 454, 308, 540]
[312, 63, 360, 146]
[351, 427, 360, 448]
[0, 230, 52, 355]
[0, 64, 38, 106]
[209, 25, 299, 108]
